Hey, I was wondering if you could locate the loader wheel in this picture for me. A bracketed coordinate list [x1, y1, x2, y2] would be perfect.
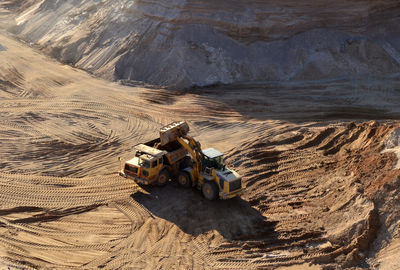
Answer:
[157, 170, 169, 186]
[202, 182, 218, 200]
[177, 171, 192, 188]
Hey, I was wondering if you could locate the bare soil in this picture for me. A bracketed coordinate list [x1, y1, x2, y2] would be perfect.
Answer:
[0, 26, 399, 269]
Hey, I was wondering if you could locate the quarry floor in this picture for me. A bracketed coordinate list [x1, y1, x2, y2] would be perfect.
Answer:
[0, 28, 400, 269]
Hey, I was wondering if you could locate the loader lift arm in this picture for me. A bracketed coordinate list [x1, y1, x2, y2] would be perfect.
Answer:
[176, 136, 202, 180]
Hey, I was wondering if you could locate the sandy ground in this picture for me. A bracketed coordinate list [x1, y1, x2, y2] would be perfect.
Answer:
[1, 21, 400, 269]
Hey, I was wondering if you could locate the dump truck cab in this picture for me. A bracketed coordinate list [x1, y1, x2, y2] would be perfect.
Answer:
[121, 144, 168, 185]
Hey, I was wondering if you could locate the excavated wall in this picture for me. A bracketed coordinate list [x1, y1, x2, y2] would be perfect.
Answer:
[4, 0, 400, 88]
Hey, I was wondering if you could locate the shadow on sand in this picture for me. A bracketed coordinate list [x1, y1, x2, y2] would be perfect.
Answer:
[131, 183, 277, 241]
[144, 79, 400, 122]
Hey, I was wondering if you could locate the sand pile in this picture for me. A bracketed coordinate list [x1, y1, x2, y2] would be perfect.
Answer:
[2, 0, 400, 88]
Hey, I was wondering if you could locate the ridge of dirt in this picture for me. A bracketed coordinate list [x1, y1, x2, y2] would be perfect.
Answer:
[226, 121, 399, 267]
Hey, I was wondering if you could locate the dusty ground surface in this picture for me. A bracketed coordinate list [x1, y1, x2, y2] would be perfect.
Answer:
[1, 8, 400, 270]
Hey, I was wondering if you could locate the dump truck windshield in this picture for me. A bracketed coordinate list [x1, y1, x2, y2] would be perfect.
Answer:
[139, 159, 150, 169]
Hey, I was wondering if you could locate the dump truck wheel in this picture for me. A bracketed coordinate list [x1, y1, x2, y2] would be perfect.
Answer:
[202, 182, 218, 200]
[157, 170, 169, 186]
[177, 171, 192, 188]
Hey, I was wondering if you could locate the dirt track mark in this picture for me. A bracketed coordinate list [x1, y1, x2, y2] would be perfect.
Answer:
[224, 121, 398, 267]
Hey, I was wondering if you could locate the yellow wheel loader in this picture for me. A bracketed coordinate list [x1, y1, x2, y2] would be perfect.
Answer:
[119, 121, 245, 200]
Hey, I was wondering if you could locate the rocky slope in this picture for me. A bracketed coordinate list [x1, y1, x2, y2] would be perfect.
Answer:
[2, 0, 400, 88]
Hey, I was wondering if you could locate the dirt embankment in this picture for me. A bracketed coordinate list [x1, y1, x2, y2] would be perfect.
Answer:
[226, 121, 400, 267]
[2, 0, 400, 88]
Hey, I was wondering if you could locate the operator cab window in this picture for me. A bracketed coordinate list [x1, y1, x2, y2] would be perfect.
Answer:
[203, 155, 223, 170]
[214, 156, 224, 170]
[210, 158, 219, 169]
[202, 156, 210, 171]
[202, 148, 224, 170]
[158, 158, 163, 164]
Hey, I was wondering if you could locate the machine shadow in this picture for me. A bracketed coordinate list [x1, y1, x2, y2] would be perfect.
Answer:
[179, 81, 400, 122]
[131, 183, 277, 241]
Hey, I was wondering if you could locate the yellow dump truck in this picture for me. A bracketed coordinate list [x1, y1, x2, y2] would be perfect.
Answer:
[120, 121, 245, 200]
[121, 136, 189, 186]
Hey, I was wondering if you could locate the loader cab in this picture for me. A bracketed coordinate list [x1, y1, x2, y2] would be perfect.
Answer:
[201, 148, 225, 171]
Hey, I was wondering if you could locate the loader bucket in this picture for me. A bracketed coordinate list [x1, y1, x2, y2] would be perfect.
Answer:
[160, 121, 189, 145]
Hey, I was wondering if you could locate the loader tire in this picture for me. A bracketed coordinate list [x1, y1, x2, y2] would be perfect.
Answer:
[177, 171, 192, 188]
[157, 169, 169, 186]
[202, 182, 219, 200]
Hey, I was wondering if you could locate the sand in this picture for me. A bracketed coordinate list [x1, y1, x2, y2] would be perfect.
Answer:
[0, 17, 400, 270]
